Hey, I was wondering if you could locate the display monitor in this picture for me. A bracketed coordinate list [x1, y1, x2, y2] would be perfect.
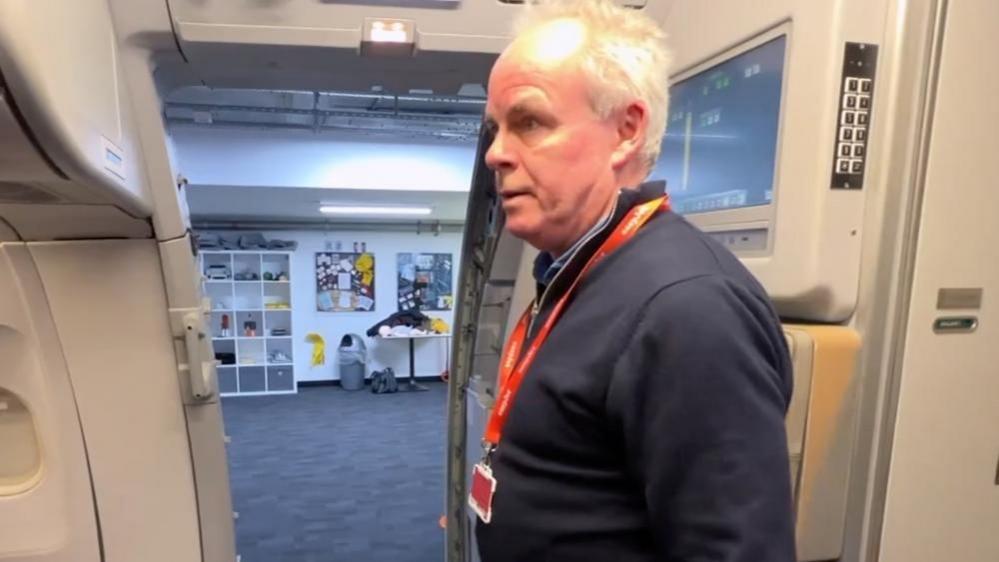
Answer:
[650, 34, 788, 237]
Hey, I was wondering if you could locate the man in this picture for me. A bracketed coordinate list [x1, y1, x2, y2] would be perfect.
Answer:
[473, 1, 797, 561]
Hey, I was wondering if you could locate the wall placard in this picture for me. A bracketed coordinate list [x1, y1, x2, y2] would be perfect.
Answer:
[316, 252, 375, 312]
[397, 253, 453, 311]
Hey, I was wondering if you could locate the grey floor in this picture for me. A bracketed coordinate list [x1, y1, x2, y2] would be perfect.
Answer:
[221, 382, 448, 562]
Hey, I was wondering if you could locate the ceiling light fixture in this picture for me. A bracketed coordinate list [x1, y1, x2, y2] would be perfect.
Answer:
[319, 205, 433, 216]
[361, 17, 416, 57]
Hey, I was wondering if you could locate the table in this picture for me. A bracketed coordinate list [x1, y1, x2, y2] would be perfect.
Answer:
[375, 333, 451, 392]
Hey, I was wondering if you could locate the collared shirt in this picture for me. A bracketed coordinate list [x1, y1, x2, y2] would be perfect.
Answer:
[534, 193, 619, 287]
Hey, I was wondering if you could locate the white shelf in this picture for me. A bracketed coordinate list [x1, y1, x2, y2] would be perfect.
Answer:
[221, 390, 296, 397]
[201, 249, 296, 397]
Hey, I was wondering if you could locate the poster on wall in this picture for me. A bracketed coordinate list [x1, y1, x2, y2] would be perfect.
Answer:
[315, 252, 375, 312]
[397, 253, 453, 311]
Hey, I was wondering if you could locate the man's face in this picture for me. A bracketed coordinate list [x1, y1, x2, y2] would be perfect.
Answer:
[484, 20, 622, 255]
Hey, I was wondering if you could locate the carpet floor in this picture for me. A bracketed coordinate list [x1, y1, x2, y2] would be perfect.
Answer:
[222, 382, 449, 562]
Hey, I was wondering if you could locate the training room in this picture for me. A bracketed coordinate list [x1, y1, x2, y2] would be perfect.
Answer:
[170, 86, 480, 562]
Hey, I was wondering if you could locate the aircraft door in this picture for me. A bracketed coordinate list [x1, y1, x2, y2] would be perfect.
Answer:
[0, 242, 101, 562]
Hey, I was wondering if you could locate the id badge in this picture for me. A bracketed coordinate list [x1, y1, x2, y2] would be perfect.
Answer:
[468, 462, 498, 524]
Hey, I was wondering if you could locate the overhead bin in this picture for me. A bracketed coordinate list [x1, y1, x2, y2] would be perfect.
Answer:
[0, 0, 153, 228]
[162, 0, 672, 94]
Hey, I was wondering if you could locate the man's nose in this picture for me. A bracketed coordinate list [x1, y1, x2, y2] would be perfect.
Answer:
[484, 132, 516, 172]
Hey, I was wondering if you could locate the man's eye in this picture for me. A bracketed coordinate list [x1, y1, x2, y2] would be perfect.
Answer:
[519, 117, 541, 131]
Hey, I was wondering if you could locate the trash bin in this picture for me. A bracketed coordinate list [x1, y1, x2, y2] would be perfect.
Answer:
[338, 334, 367, 391]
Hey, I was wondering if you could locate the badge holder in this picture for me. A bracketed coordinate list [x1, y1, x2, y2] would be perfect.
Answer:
[469, 462, 497, 524]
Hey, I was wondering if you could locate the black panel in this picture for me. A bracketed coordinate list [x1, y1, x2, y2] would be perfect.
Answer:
[831, 42, 879, 190]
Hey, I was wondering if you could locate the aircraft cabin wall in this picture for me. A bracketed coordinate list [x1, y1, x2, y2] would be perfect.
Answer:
[874, 0, 999, 558]
[658, 0, 894, 323]
[2, 1, 994, 562]
[0, 0, 154, 235]
[158, 0, 670, 95]
[0, 2, 230, 562]
[658, 1, 999, 561]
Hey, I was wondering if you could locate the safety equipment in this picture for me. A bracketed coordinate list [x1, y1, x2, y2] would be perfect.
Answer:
[305, 332, 326, 366]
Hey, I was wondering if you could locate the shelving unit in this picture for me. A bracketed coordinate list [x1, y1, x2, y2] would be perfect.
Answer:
[201, 250, 296, 397]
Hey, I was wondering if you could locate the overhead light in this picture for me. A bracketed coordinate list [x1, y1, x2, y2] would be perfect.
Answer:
[370, 20, 409, 43]
[319, 205, 433, 216]
[361, 17, 416, 57]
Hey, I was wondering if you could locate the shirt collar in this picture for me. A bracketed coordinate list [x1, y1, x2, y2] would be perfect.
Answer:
[531, 181, 668, 287]
[534, 193, 619, 286]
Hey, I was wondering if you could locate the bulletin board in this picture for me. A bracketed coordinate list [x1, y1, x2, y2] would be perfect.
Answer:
[316, 252, 376, 312]
[397, 252, 454, 311]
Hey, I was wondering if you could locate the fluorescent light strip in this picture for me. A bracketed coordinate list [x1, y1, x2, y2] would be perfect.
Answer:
[319, 205, 432, 216]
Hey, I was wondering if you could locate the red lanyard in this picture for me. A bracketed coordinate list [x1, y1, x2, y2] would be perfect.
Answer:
[483, 195, 670, 448]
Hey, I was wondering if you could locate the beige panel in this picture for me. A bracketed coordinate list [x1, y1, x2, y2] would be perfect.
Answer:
[166, 0, 672, 52]
[879, 0, 999, 559]
[29, 239, 202, 562]
[783, 328, 814, 492]
[160, 235, 237, 562]
[0, 0, 152, 214]
[106, 0, 193, 240]
[661, 0, 893, 321]
[0, 204, 152, 241]
[784, 324, 861, 561]
[0, 218, 19, 241]
[0, 243, 101, 562]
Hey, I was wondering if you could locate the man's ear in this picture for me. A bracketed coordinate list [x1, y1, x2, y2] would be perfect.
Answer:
[610, 100, 648, 170]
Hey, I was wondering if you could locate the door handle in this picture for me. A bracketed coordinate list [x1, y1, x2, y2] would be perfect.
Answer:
[184, 311, 217, 402]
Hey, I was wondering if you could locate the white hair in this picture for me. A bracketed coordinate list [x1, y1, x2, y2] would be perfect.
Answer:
[513, 0, 673, 168]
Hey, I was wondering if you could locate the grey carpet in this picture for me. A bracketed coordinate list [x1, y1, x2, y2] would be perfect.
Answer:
[222, 382, 448, 562]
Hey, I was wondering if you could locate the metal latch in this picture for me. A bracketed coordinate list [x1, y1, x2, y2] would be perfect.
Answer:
[184, 311, 217, 401]
[169, 303, 219, 403]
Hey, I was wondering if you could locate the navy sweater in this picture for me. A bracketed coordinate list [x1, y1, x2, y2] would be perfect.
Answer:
[475, 182, 797, 562]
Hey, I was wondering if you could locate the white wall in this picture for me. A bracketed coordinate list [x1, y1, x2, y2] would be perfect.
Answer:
[171, 125, 476, 192]
[877, 1, 999, 558]
[175, 126, 475, 382]
[209, 229, 464, 383]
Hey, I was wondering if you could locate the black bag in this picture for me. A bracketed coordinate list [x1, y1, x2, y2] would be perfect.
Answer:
[366, 310, 431, 337]
[370, 367, 399, 394]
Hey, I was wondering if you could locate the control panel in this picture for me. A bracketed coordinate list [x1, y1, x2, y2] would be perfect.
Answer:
[831, 42, 878, 189]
